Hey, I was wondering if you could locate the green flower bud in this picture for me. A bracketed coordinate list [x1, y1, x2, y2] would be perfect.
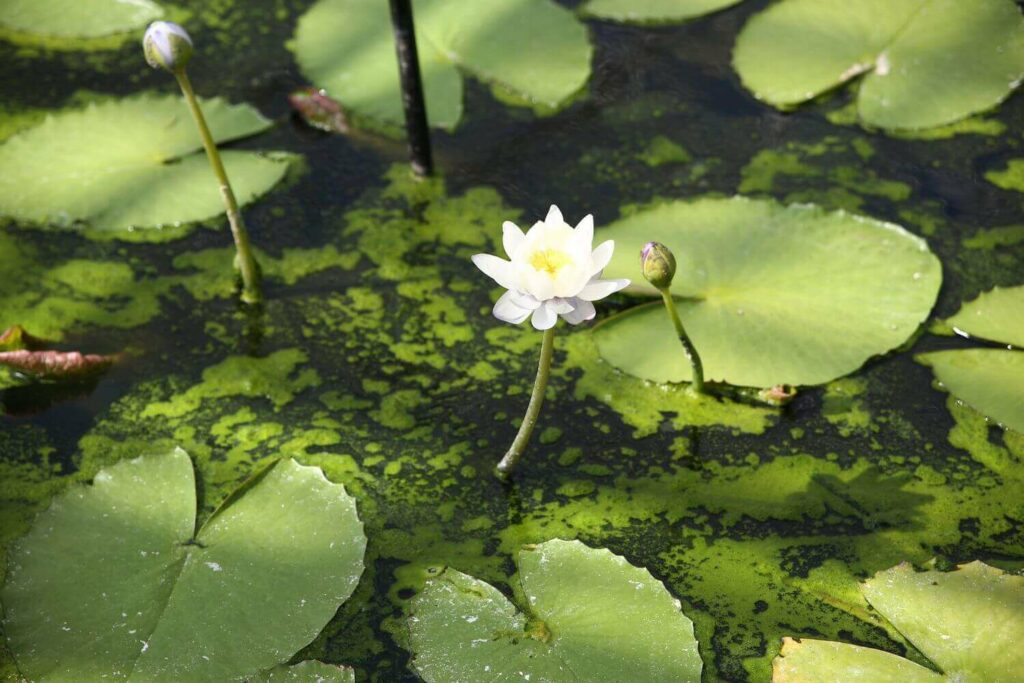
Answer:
[143, 21, 193, 73]
[640, 241, 676, 290]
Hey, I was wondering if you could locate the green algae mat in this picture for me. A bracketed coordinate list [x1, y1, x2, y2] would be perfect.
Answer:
[3, 0, 1024, 681]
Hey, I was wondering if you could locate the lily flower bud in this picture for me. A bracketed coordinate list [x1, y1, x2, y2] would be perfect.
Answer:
[640, 241, 676, 290]
[143, 21, 193, 73]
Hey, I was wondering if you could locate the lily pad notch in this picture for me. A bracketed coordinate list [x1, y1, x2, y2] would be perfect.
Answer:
[407, 539, 703, 682]
[917, 284, 1024, 433]
[0, 94, 294, 241]
[733, 0, 1024, 131]
[773, 560, 1024, 681]
[594, 197, 942, 388]
[291, 0, 593, 133]
[1, 447, 367, 681]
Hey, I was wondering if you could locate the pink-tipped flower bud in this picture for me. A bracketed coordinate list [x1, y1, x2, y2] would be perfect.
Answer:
[640, 241, 676, 290]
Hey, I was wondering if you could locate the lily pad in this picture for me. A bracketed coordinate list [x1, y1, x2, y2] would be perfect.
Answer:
[917, 285, 1024, 433]
[580, 0, 742, 24]
[733, 0, 1024, 131]
[408, 539, 702, 682]
[772, 561, 1024, 681]
[0, 94, 293, 238]
[594, 198, 941, 387]
[251, 661, 355, 682]
[0, 349, 118, 380]
[2, 448, 367, 681]
[0, 0, 163, 39]
[291, 0, 592, 132]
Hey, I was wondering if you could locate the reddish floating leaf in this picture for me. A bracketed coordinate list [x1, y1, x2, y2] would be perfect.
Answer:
[0, 349, 117, 380]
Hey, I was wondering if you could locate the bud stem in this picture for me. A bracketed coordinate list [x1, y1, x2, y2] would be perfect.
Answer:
[495, 326, 556, 479]
[173, 69, 262, 305]
[658, 288, 705, 394]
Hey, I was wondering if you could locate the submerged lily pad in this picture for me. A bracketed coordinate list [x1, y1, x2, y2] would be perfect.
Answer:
[917, 285, 1024, 433]
[0, 0, 163, 39]
[408, 539, 702, 682]
[291, 0, 592, 132]
[2, 448, 366, 681]
[0, 94, 293, 238]
[594, 198, 941, 387]
[580, 0, 742, 23]
[773, 561, 1024, 681]
[733, 0, 1024, 131]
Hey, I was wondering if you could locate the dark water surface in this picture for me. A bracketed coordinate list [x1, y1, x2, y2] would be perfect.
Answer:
[2, 0, 1024, 680]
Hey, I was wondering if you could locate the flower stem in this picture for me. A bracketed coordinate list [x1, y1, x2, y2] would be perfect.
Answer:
[659, 288, 704, 394]
[174, 69, 262, 305]
[495, 326, 556, 479]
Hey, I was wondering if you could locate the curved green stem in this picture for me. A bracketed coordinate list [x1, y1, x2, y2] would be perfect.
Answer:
[659, 288, 704, 394]
[174, 70, 262, 305]
[495, 326, 556, 479]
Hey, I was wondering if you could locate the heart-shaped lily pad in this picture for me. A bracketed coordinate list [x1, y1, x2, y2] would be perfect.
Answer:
[593, 198, 941, 387]
[291, 0, 592, 132]
[1, 447, 367, 681]
[408, 539, 702, 682]
[1, 0, 163, 39]
[580, 0, 742, 24]
[773, 561, 1024, 681]
[733, 0, 1024, 131]
[0, 94, 293, 239]
[917, 285, 1024, 433]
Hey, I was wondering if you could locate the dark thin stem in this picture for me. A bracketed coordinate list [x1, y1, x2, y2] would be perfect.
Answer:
[659, 288, 705, 394]
[388, 0, 433, 176]
[174, 70, 262, 305]
[495, 326, 556, 479]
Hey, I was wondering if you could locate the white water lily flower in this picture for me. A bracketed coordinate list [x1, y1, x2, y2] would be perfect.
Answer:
[472, 206, 630, 330]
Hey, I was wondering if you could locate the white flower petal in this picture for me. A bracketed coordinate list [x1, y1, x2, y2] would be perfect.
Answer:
[548, 298, 575, 314]
[502, 221, 525, 258]
[561, 299, 596, 325]
[544, 205, 564, 227]
[573, 214, 594, 249]
[472, 253, 517, 290]
[590, 240, 615, 276]
[524, 268, 556, 301]
[493, 291, 531, 324]
[578, 277, 630, 301]
[531, 302, 558, 330]
[509, 290, 542, 310]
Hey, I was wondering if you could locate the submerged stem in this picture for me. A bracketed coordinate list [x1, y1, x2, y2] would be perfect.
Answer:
[659, 288, 704, 394]
[495, 326, 556, 479]
[174, 70, 262, 305]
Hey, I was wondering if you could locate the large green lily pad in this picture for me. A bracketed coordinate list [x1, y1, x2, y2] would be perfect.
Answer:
[594, 198, 941, 387]
[580, 0, 742, 24]
[917, 285, 1024, 433]
[773, 561, 1024, 681]
[1, 448, 366, 681]
[733, 0, 1024, 131]
[0, 0, 163, 39]
[0, 94, 292, 238]
[291, 0, 592, 132]
[408, 539, 702, 682]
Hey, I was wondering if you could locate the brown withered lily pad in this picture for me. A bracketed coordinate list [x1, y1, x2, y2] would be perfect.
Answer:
[0, 325, 118, 381]
[0, 349, 118, 381]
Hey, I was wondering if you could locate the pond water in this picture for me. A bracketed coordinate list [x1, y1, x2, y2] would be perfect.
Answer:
[2, 0, 1024, 680]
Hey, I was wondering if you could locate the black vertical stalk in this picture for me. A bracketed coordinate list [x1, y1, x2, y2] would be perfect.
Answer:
[388, 0, 433, 176]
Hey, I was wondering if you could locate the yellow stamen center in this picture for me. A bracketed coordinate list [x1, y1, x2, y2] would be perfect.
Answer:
[529, 249, 571, 276]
